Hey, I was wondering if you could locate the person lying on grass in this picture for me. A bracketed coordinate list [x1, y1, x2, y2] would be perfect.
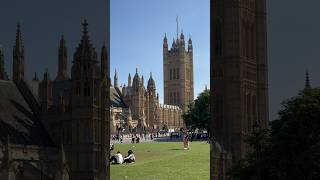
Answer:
[110, 151, 124, 164]
[123, 150, 135, 163]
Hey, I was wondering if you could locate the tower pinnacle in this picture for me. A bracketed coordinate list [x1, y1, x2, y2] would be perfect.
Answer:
[56, 35, 69, 81]
[114, 69, 118, 87]
[13, 23, 25, 82]
[82, 19, 89, 37]
[305, 70, 311, 90]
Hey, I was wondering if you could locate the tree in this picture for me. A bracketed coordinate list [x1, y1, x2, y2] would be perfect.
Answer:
[182, 89, 211, 132]
[229, 87, 320, 180]
[267, 88, 320, 179]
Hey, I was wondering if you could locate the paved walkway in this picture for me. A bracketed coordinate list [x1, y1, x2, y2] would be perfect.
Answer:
[111, 135, 183, 145]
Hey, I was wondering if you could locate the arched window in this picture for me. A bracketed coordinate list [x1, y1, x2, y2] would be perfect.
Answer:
[170, 69, 172, 80]
[173, 68, 176, 80]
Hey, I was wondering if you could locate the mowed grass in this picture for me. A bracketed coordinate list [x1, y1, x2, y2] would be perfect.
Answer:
[110, 142, 210, 180]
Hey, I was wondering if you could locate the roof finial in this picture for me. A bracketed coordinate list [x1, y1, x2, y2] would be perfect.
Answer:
[305, 70, 311, 89]
[136, 67, 138, 74]
[82, 19, 88, 36]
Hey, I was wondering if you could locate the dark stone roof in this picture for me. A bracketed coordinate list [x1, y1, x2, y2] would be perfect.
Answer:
[0, 80, 55, 147]
[110, 86, 127, 108]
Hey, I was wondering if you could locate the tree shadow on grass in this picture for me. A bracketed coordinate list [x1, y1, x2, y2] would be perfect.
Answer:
[168, 148, 185, 151]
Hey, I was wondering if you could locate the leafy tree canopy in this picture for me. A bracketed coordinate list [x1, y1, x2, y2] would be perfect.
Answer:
[182, 89, 211, 132]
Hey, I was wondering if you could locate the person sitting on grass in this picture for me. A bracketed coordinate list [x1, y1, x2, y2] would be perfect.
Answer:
[123, 150, 135, 163]
[110, 151, 124, 164]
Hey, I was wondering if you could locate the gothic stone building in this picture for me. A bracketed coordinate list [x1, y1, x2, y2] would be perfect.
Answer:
[110, 68, 184, 134]
[211, 0, 269, 165]
[163, 31, 194, 112]
[0, 24, 70, 180]
[0, 20, 111, 180]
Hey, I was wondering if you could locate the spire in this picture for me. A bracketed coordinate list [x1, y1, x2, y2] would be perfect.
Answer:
[188, 34, 193, 52]
[172, 38, 176, 49]
[305, 70, 311, 90]
[82, 19, 89, 39]
[163, 33, 168, 49]
[33, 72, 39, 81]
[13, 23, 25, 82]
[141, 75, 144, 86]
[15, 23, 23, 51]
[147, 72, 156, 91]
[56, 35, 69, 81]
[180, 29, 184, 39]
[128, 73, 132, 87]
[114, 69, 118, 87]
[43, 68, 51, 81]
[72, 19, 98, 79]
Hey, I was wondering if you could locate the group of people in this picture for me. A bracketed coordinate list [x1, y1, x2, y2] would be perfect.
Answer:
[110, 150, 136, 164]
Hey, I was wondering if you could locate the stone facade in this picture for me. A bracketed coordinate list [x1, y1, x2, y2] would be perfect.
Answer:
[0, 24, 69, 180]
[163, 30, 194, 112]
[39, 20, 110, 180]
[110, 68, 184, 134]
[211, 0, 269, 163]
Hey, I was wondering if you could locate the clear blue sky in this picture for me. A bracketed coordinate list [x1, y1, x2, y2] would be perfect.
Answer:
[110, 0, 210, 103]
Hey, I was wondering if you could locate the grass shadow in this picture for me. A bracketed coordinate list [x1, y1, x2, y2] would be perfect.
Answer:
[168, 148, 185, 151]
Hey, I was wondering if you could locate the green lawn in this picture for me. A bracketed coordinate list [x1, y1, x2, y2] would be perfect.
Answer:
[110, 141, 210, 180]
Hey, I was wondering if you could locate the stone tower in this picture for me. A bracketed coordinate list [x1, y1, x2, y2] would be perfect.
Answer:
[68, 19, 107, 180]
[211, 0, 269, 162]
[13, 23, 25, 82]
[163, 27, 194, 111]
[146, 72, 159, 128]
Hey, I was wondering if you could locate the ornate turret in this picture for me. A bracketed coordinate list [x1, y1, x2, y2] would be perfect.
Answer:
[114, 69, 118, 87]
[141, 75, 144, 87]
[147, 72, 156, 92]
[128, 73, 132, 87]
[179, 30, 185, 48]
[188, 35, 193, 52]
[40, 68, 52, 112]
[13, 23, 25, 82]
[56, 35, 69, 81]
[72, 19, 98, 79]
[163, 33, 168, 49]
[180, 30, 185, 40]
[172, 38, 176, 49]
[132, 68, 140, 89]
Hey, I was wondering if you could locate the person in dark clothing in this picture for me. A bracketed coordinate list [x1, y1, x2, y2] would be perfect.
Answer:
[131, 136, 135, 144]
[123, 150, 135, 163]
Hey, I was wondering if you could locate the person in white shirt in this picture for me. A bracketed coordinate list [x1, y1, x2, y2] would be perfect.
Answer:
[110, 151, 124, 164]
[123, 150, 135, 163]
